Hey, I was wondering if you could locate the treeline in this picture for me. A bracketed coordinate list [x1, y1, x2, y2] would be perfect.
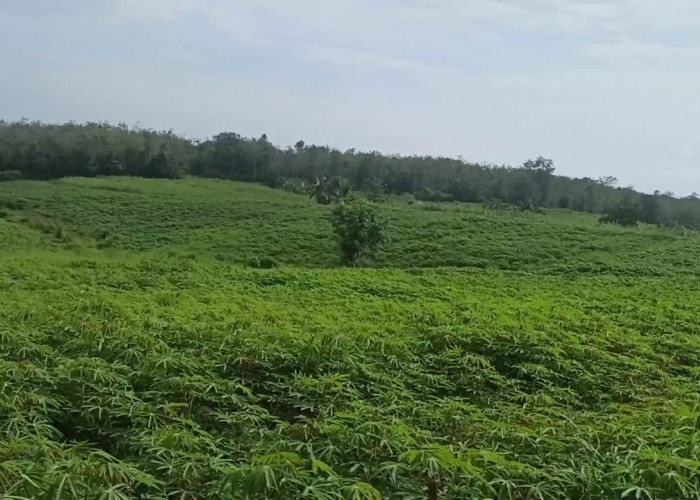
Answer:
[2, 120, 700, 228]
[0, 121, 191, 180]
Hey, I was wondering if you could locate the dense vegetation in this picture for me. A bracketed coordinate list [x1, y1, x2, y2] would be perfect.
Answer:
[331, 200, 388, 265]
[3, 120, 700, 229]
[2, 176, 700, 498]
[2, 177, 699, 274]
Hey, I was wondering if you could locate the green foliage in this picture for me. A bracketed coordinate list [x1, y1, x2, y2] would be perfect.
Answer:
[2, 177, 700, 274]
[330, 200, 388, 265]
[521, 157, 555, 206]
[0, 169, 22, 181]
[280, 178, 309, 195]
[248, 256, 280, 269]
[640, 194, 661, 225]
[600, 199, 643, 227]
[310, 176, 351, 205]
[191, 132, 275, 183]
[3, 177, 700, 497]
[364, 177, 387, 202]
[3, 248, 700, 497]
[259, 256, 280, 269]
[6, 120, 700, 229]
[247, 256, 262, 268]
[415, 186, 454, 202]
[0, 121, 189, 180]
[523, 156, 555, 174]
[8, 213, 72, 242]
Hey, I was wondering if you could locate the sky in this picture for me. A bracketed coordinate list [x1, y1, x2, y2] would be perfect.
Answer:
[1, 0, 699, 194]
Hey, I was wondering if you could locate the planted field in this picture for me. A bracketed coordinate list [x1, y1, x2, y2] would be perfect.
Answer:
[2, 177, 700, 499]
[1, 177, 699, 274]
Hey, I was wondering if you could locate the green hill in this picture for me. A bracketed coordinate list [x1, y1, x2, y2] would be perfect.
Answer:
[2, 177, 699, 274]
[2, 177, 700, 499]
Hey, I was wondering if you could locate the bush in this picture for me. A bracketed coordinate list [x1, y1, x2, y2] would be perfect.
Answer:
[331, 200, 388, 265]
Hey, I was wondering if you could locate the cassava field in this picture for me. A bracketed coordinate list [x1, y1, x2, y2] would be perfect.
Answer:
[2, 177, 700, 499]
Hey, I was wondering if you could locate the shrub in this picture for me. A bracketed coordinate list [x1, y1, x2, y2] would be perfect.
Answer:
[331, 200, 388, 265]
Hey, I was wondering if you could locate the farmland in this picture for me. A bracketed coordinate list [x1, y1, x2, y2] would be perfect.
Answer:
[1, 177, 698, 274]
[2, 177, 700, 499]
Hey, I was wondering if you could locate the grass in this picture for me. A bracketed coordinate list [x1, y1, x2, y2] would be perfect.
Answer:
[1, 176, 700, 498]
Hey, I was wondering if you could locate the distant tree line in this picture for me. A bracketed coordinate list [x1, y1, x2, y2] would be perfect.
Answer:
[0, 121, 191, 180]
[2, 120, 700, 228]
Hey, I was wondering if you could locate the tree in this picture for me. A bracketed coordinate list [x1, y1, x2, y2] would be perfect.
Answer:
[508, 173, 535, 206]
[640, 193, 661, 225]
[598, 176, 618, 187]
[365, 176, 387, 202]
[8, 120, 700, 230]
[523, 156, 555, 175]
[523, 157, 555, 205]
[330, 200, 388, 265]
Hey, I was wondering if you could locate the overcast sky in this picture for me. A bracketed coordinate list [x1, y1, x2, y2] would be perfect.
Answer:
[1, 1, 699, 194]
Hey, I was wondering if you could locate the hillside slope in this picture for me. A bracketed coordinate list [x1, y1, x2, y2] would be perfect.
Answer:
[1, 177, 700, 499]
[2, 176, 699, 274]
